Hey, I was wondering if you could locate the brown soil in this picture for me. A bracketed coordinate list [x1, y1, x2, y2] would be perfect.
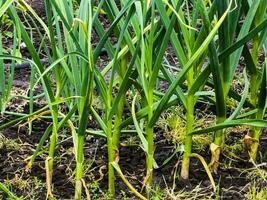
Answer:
[1, 107, 267, 199]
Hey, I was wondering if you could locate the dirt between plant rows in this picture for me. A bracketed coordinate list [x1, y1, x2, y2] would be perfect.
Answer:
[0, 104, 267, 200]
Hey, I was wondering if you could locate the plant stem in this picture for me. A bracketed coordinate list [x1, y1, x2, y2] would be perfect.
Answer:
[47, 111, 58, 197]
[181, 94, 194, 180]
[75, 135, 85, 200]
[246, 38, 260, 161]
[146, 89, 154, 194]
[113, 56, 127, 148]
[181, 64, 195, 179]
[247, 73, 259, 160]
[107, 55, 127, 197]
[249, 129, 260, 161]
[247, 108, 263, 161]
[210, 116, 225, 172]
[245, 0, 266, 161]
[107, 97, 124, 198]
[107, 112, 115, 197]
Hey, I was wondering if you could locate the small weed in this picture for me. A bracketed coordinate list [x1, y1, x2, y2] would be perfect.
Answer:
[0, 133, 24, 152]
[150, 185, 165, 200]
[159, 107, 213, 152]
[246, 166, 267, 183]
[165, 184, 213, 200]
[4, 174, 29, 191]
[245, 185, 267, 200]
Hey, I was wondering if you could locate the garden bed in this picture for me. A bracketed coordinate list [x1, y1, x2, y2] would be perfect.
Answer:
[0, 1, 267, 200]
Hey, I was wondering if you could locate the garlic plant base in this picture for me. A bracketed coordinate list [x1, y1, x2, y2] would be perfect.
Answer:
[180, 159, 190, 180]
[45, 157, 53, 199]
[25, 162, 32, 173]
[142, 169, 153, 192]
[244, 135, 254, 150]
[210, 143, 220, 174]
[74, 180, 82, 200]
[244, 135, 259, 162]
